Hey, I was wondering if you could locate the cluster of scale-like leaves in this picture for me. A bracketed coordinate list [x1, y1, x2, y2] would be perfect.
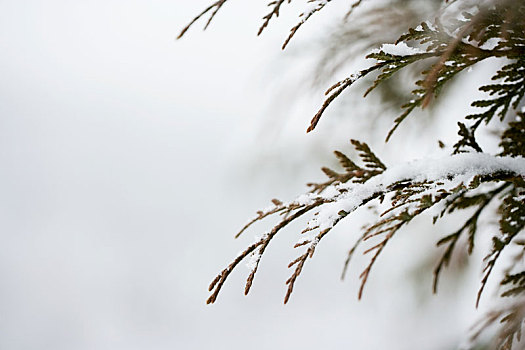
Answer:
[496, 125, 525, 298]
[464, 110, 525, 349]
[368, 6, 525, 143]
[452, 2, 525, 153]
[308, 140, 386, 193]
[310, 9, 509, 140]
[466, 1, 525, 50]
[500, 115, 525, 157]
[206, 135, 523, 308]
[206, 140, 389, 305]
[309, 1, 525, 147]
[478, 185, 525, 350]
[321, 20, 451, 139]
[348, 178, 459, 298]
[460, 60, 525, 152]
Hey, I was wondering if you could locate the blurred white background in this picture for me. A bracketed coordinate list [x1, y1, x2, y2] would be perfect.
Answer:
[0, 1, 490, 349]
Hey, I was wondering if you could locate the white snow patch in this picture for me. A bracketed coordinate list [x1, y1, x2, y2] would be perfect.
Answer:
[373, 42, 426, 56]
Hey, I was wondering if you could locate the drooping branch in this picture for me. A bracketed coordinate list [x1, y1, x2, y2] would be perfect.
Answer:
[207, 143, 525, 304]
[177, 0, 229, 39]
[282, 0, 332, 50]
[258, 0, 292, 36]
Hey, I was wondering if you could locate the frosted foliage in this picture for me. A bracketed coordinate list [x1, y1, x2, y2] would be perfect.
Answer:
[286, 154, 525, 230]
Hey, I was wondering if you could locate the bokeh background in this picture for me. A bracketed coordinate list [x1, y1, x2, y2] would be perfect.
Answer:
[0, 1, 501, 349]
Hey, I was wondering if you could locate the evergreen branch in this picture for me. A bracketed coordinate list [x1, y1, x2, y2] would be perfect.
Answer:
[432, 186, 468, 224]
[351, 139, 386, 171]
[235, 199, 291, 239]
[454, 122, 483, 154]
[307, 73, 362, 133]
[285, 227, 330, 303]
[420, 9, 484, 107]
[207, 239, 264, 304]
[469, 298, 525, 350]
[358, 183, 453, 297]
[307, 139, 384, 193]
[307, 64, 384, 133]
[500, 115, 525, 157]
[477, 187, 525, 307]
[341, 232, 366, 280]
[258, 0, 292, 36]
[433, 183, 510, 293]
[207, 201, 322, 304]
[177, 0, 229, 39]
[497, 309, 525, 350]
[244, 203, 321, 296]
[282, 0, 332, 50]
[208, 149, 525, 304]
[359, 217, 405, 299]
[343, 0, 364, 21]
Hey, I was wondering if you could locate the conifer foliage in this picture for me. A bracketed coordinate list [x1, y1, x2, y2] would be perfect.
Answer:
[181, 0, 525, 348]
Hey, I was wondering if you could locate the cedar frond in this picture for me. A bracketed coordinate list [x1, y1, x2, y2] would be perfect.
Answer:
[284, 229, 329, 304]
[243, 203, 321, 296]
[207, 150, 524, 304]
[341, 232, 366, 280]
[359, 219, 402, 299]
[350, 139, 386, 171]
[433, 183, 510, 293]
[308, 139, 384, 193]
[500, 114, 525, 157]
[177, 0, 229, 39]
[477, 187, 525, 307]
[258, 0, 292, 36]
[307, 63, 385, 132]
[282, 0, 332, 50]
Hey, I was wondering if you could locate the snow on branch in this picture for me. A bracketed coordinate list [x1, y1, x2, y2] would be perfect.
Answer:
[207, 142, 525, 304]
[309, 153, 524, 229]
